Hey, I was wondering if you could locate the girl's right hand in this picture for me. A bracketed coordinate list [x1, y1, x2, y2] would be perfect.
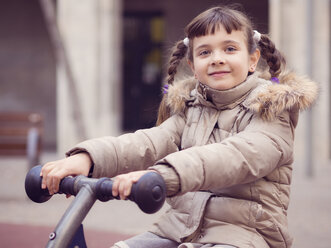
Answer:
[40, 153, 92, 195]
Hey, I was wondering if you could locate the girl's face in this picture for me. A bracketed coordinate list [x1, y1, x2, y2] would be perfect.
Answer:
[189, 25, 260, 91]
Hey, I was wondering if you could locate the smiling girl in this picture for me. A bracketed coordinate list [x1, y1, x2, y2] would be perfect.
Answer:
[188, 24, 259, 91]
[41, 5, 318, 248]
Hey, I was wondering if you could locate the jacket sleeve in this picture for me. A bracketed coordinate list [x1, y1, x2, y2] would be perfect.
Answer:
[67, 114, 185, 178]
[152, 111, 295, 194]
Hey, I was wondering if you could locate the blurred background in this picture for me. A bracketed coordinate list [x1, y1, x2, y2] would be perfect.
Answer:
[0, 0, 330, 247]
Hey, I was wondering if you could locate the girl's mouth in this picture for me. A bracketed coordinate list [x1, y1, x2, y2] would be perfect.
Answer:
[208, 71, 230, 77]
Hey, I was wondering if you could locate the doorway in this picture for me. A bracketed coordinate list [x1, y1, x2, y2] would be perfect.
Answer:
[122, 12, 164, 131]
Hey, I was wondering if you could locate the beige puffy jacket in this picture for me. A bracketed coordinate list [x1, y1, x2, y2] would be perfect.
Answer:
[68, 72, 318, 248]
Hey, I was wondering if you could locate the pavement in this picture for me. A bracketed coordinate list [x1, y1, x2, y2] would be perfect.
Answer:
[0, 151, 331, 247]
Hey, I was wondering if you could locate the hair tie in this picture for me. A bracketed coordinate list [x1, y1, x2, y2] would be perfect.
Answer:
[163, 84, 169, 94]
[271, 77, 280, 84]
[253, 30, 261, 43]
[183, 37, 189, 47]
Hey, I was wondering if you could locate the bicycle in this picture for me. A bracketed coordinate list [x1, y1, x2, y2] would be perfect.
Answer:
[24, 165, 166, 248]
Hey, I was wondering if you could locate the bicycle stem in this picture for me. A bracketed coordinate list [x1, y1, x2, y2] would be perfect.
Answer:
[46, 183, 96, 248]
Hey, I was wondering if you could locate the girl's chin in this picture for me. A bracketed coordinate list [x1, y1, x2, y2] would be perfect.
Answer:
[205, 81, 233, 91]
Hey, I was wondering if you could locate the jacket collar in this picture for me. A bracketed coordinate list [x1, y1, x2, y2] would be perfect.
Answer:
[165, 70, 318, 121]
[193, 74, 259, 110]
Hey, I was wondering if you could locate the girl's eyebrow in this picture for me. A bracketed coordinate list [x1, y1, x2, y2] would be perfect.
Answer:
[222, 40, 240, 46]
[195, 39, 241, 51]
[194, 44, 210, 51]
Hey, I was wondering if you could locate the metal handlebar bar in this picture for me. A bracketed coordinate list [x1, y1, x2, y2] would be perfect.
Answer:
[24, 165, 166, 248]
[25, 165, 166, 214]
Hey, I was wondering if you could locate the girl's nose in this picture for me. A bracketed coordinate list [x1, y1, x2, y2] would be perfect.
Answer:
[211, 52, 225, 65]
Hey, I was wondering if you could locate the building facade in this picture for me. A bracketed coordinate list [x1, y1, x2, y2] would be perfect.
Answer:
[0, 0, 329, 172]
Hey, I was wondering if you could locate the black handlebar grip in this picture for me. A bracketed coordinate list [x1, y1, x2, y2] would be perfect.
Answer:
[25, 165, 51, 203]
[25, 165, 77, 203]
[58, 176, 76, 196]
[129, 172, 166, 214]
[95, 177, 117, 202]
[95, 172, 166, 214]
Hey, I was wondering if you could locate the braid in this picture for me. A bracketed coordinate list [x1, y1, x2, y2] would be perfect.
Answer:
[258, 35, 286, 78]
[166, 40, 188, 84]
[156, 40, 188, 126]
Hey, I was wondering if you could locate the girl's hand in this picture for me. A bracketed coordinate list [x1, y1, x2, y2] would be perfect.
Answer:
[112, 170, 150, 200]
[40, 153, 92, 195]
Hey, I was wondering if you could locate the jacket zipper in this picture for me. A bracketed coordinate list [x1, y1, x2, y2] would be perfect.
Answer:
[200, 83, 208, 100]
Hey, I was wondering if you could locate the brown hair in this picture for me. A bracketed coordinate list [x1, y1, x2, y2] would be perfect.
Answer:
[156, 5, 286, 125]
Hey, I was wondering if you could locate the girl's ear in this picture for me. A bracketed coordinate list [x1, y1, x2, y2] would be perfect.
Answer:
[249, 48, 261, 72]
[187, 59, 194, 72]
[187, 59, 197, 78]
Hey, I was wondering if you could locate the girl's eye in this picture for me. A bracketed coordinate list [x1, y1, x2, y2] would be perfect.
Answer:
[226, 46, 237, 52]
[199, 50, 210, 56]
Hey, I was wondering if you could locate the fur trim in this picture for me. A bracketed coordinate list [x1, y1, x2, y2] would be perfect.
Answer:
[165, 77, 196, 114]
[166, 71, 319, 121]
[246, 71, 319, 121]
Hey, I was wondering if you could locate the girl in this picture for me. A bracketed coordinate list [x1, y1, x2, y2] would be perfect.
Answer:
[41, 5, 318, 248]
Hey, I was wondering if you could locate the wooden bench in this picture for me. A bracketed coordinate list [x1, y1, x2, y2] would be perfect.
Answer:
[0, 112, 43, 169]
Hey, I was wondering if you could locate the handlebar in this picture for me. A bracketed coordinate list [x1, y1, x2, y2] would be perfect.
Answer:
[25, 165, 166, 214]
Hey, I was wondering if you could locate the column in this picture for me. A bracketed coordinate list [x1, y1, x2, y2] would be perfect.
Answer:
[269, 0, 330, 170]
[57, 0, 122, 154]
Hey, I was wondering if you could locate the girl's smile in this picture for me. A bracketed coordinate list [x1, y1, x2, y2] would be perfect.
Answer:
[208, 70, 231, 78]
[189, 25, 260, 91]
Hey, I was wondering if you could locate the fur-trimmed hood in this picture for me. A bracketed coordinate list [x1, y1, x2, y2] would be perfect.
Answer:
[165, 71, 319, 122]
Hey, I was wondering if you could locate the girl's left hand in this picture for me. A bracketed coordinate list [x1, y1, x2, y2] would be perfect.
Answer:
[112, 170, 150, 200]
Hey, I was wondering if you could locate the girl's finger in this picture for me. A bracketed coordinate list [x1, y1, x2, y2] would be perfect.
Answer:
[122, 181, 131, 199]
[112, 178, 119, 197]
[46, 166, 62, 194]
[118, 179, 126, 200]
[51, 173, 61, 194]
[41, 162, 57, 189]
[124, 179, 134, 197]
